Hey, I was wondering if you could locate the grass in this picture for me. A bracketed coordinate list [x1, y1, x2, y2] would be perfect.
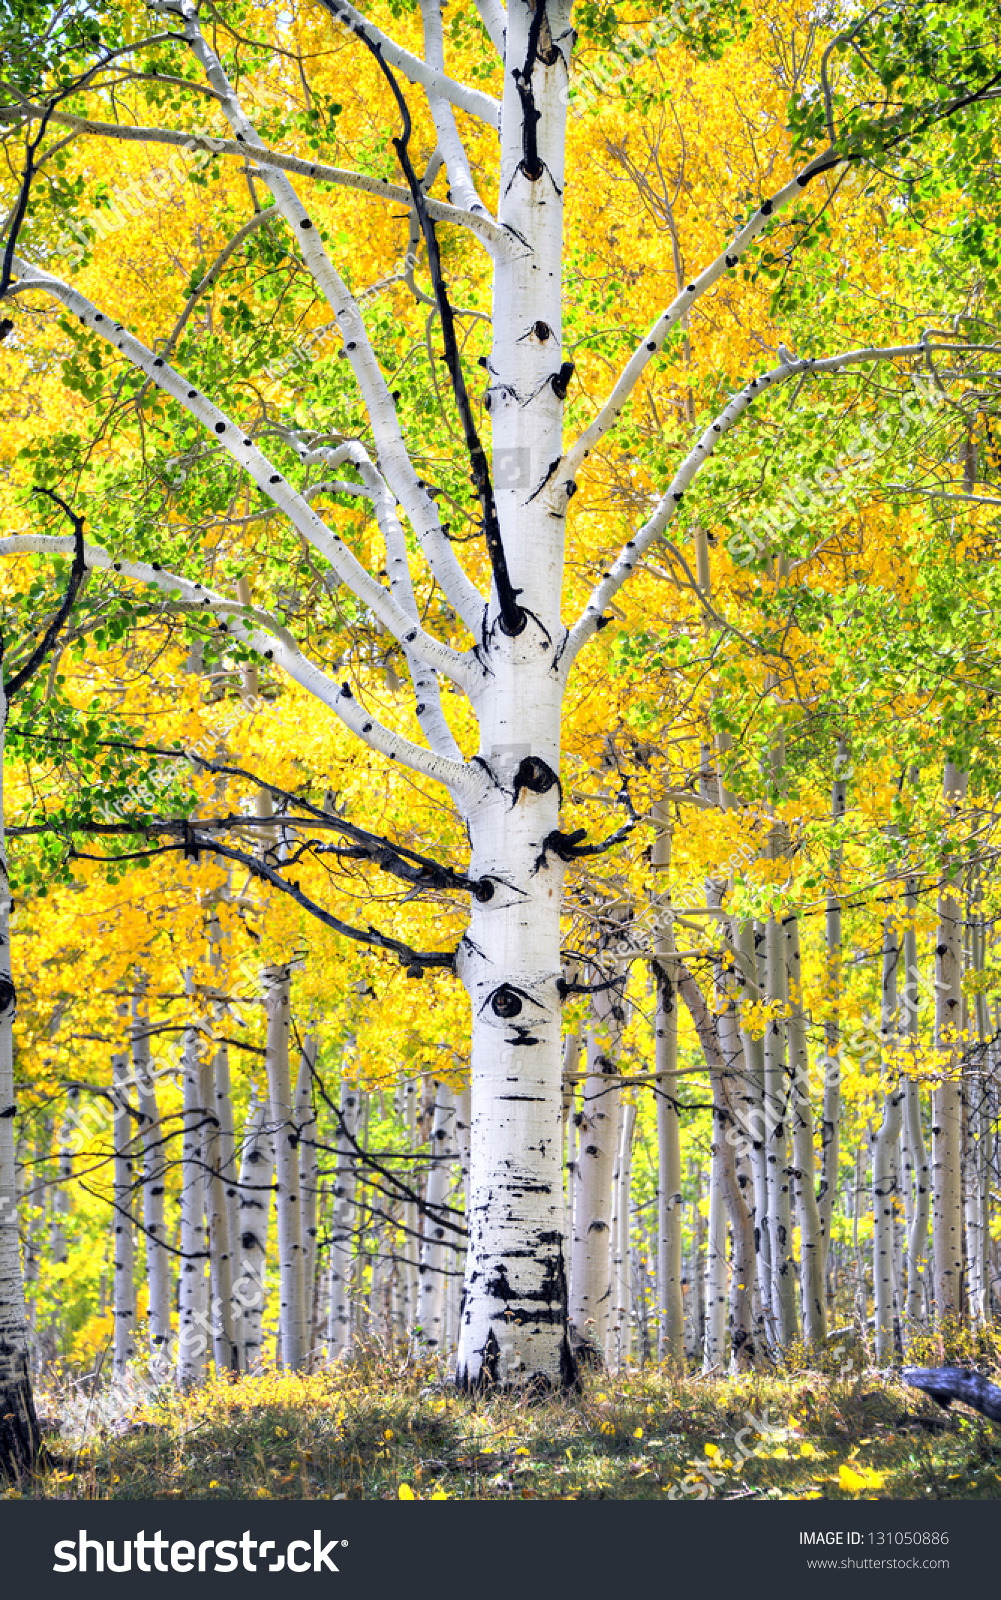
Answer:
[13, 1351, 1001, 1502]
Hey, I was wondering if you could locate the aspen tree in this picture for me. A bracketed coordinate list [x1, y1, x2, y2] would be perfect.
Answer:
[326, 1077, 358, 1360]
[177, 1026, 208, 1387]
[235, 1087, 273, 1372]
[111, 1016, 137, 1379]
[5, 0, 1000, 1393]
[873, 911, 903, 1363]
[901, 880, 929, 1327]
[416, 1080, 454, 1352]
[296, 1035, 320, 1364]
[786, 918, 826, 1347]
[132, 986, 171, 1358]
[932, 763, 969, 1318]
[264, 967, 305, 1369]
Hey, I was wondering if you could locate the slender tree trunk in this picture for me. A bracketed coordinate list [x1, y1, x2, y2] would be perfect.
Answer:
[178, 1026, 208, 1388]
[0, 679, 39, 1474]
[296, 1034, 319, 1364]
[134, 988, 171, 1362]
[111, 1016, 137, 1379]
[326, 1077, 358, 1360]
[932, 762, 968, 1319]
[873, 909, 904, 1363]
[416, 1081, 454, 1353]
[735, 918, 771, 1350]
[235, 1086, 273, 1371]
[765, 916, 797, 1343]
[401, 1074, 419, 1332]
[205, 1039, 236, 1376]
[818, 742, 848, 1298]
[570, 980, 624, 1359]
[606, 1100, 633, 1369]
[652, 802, 684, 1366]
[264, 966, 305, 1370]
[786, 918, 826, 1347]
[901, 879, 929, 1327]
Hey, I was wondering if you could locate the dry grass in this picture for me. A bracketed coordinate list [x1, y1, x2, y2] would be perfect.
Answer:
[12, 1348, 1001, 1502]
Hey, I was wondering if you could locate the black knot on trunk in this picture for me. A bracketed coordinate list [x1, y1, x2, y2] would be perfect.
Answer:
[491, 985, 523, 1018]
[551, 361, 575, 400]
[511, 755, 560, 807]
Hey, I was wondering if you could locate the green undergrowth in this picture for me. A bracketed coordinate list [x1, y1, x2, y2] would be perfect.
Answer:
[15, 1353, 1001, 1502]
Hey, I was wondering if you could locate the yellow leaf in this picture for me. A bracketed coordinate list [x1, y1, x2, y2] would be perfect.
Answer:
[399, 1484, 415, 1499]
[839, 1463, 885, 1492]
[431, 1488, 448, 1500]
[704, 1442, 717, 1456]
[800, 1442, 815, 1458]
[634, 1428, 644, 1439]
[515, 1447, 530, 1456]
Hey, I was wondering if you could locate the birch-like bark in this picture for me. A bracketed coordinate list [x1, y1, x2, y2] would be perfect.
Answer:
[205, 1038, 237, 1375]
[561, 1024, 580, 1296]
[818, 741, 848, 1290]
[0, 676, 39, 1472]
[735, 919, 770, 1348]
[932, 762, 968, 1319]
[235, 1087, 273, 1371]
[326, 1077, 358, 1360]
[133, 989, 171, 1360]
[765, 915, 797, 1344]
[873, 910, 903, 1363]
[177, 1026, 208, 1388]
[264, 967, 305, 1370]
[652, 804, 684, 1365]
[609, 1101, 634, 1371]
[786, 918, 826, 1347]
[416, 1081, 454, 1352]
[296, 1034, 319, 1363]
[401, 1075, 419, 1332]
[111, 1019, 137, 1379]
[901, 881, 929, 1327]
[570, 974, 625, 1357]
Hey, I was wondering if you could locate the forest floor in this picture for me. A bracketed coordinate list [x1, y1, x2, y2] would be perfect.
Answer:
[15, 1347, 1001, 1501]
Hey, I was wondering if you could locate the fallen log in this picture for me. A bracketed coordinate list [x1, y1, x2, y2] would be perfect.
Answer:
[902, 1366, 1001, 1424]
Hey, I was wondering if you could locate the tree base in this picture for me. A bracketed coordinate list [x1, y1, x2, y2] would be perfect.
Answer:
[455, 1327, 580, 1394]
[0, 1354, 41, 1481]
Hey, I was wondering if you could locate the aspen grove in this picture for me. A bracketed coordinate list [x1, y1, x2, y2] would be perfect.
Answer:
[1, 0, 1001, 1484]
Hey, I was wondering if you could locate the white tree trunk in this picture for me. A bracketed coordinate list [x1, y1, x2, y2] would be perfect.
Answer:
[570, 990, 623, 1359]
[178, 1026, 208, 1388]
[416, 1081, 454, 1353]
[0, 676, 39, 1472]
[133, 988, 171, 1361]
[401, 1075, 419, 1332]
[264, 966, 305, 1370]
[734, 918, 771, 1350]
[204, 1038, 237, 1376]
[235, 1086, 273, 1371]
[873, 912, 903, 1363]
[786, 918, 826, 1347]
[932, 762, 968, 1319]
[818, 743, 848, 1299]
[111, 1016, 137, 1379]
[765, 915, 797, 1344]
[604, 1100, 626, 1376]
[901, 881, 929, 1327]
[296, 1034, 319, 1363]
[652, 805, 684, 1366]
[326, 1077, 359, 1360]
